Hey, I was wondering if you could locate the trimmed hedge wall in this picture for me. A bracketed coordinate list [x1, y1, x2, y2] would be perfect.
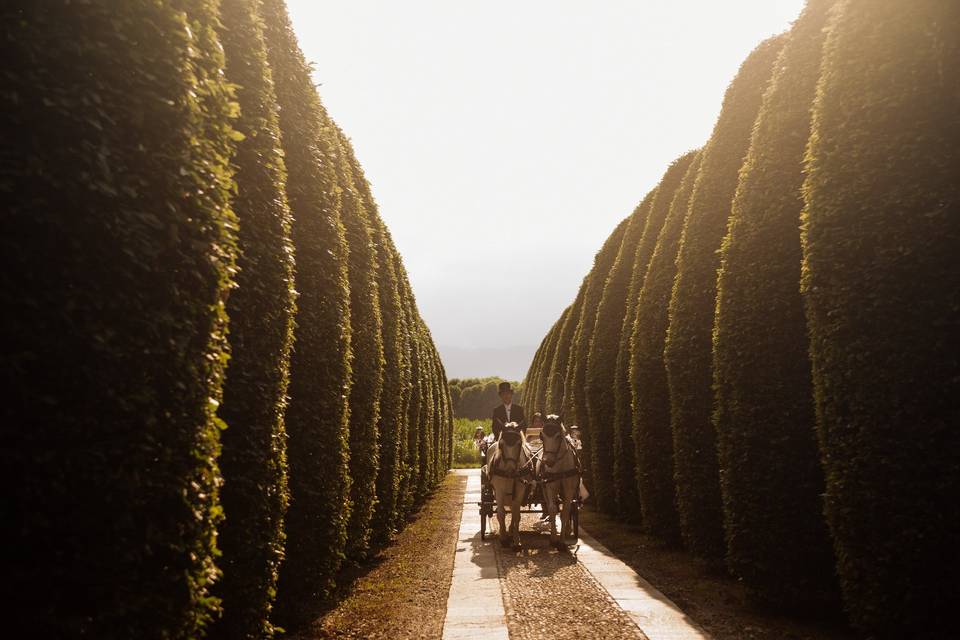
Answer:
[333, 126, 386, 563]
[621, 152, 698, 537]
[416, 320, 436, 496]
[586, 190, 655, 515]
[521, 328, 549, 409]
[398, 270, 423, 518]
[540, 305, 572, 412]
[547, 288, 584, 411]
[262, 0, 354, 624]
[213, 1, 296, 637]
[3, 1, 453, 636]
[520, 1, 957, 630]
[664, 35, 784, 560]
[534, 314, 565, 412]
[563, 217, 631, 491]
[802, 0, 960, 633]
[1, 1, 238, 636]
[628, 153, 702, 543]
[712, 0, 839, 612]
[367, 218, 409, 545]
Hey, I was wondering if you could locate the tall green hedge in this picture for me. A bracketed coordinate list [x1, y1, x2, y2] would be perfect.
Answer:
[426, 333, 443, 485]
[398, 270, 422, 517]
[1, 2, 237, 636]
[619, 153, 697, 536]
[392, 253, 415, 518]
[628, 153, 701, 543]
[586, 190, 654, 515]
[563, 217, 631, 490]
[664, 35, 784, 560]
[547, 288, 585, 412]
[522, 331, 549, 409]
[430, 330, 446, 484]
[518, 335, 538, 408]
[712, 0, 839, 611]
[442, 366, 455, 471]
[529, 313, 553, 411]
[213, 1, 296, 637]
[415, 324, 434, 499]
[802, 0, 960, 633]
[521, 307, 570, 418]
[366, 218, 409, 545]
[535, 315, 565, 412]
[332, 127, 385, 562]
[262, 0, 353, 623]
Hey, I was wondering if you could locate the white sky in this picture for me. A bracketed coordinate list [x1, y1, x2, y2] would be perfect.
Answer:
[286, 0, 805, 374]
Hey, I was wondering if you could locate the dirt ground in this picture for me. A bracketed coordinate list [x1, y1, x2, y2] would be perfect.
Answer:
[295, 474, 467, 639]
[579, 508, 859, 640]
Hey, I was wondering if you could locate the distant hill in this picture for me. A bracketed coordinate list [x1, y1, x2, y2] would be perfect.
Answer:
[438, 344, 536, 381]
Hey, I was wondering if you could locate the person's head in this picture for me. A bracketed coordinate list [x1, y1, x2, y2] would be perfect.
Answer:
[498, 381, 514, 405]
[474, 426, 484, 438]
[569, 425, 581, 439]
[531, 412, 545, 428]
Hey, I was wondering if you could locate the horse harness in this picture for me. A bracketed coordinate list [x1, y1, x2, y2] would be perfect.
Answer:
[490, 442, 534, 499]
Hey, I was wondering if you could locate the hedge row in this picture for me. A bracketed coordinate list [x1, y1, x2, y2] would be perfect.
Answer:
[558, 217, 631, 490]
[628, 152, 698, 540]
[2, 1, 452, 637]
[519, 1, 957, 633]
[546, 284, 584, 410]
[713, 0, 838, 611]
[667, 33, 786, 561]
[213, 0, 297, 636]
[801, 0, 959, 634]
[585, 189, 654, 516]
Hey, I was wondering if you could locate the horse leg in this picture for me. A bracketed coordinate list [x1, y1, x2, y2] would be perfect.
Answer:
[510, 484, 522, 549]
[560, 478, 577, 540]
[495, 484, 509, 546]
[544, 482, 560, 545]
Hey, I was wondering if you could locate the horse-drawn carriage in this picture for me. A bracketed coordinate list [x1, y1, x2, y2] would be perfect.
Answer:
[478, 415, 581, 549]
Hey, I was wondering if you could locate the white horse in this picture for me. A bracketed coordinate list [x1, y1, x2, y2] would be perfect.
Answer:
[539, 415, 580, 548]
[486, 422, 533, 549]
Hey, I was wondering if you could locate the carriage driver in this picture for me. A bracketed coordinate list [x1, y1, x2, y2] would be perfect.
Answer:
[490, 381, 527, 440]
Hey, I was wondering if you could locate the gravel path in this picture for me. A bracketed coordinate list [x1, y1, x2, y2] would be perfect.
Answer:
[493, 513, 649, 640]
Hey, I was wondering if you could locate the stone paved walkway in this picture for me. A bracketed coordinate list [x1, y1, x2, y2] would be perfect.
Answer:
[441, 470, 710, 640]
[496, 513, 648, 639]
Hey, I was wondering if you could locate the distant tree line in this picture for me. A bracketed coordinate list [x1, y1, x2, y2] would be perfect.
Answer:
[519, 1, 958, 636]
[448, 377, 523, 420]
[1, 1, 453, 638]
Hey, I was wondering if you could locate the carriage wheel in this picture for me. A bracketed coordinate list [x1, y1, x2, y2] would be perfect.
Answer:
[480, 510, 487, 540]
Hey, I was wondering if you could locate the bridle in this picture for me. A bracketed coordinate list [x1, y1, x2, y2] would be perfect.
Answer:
[491, 430, 533, 479]
[540, 430, 570, 468]
[539, 423, 580, 484]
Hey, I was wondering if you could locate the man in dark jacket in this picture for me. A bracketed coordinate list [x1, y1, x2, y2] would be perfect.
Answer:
[490, 381, 527, 440]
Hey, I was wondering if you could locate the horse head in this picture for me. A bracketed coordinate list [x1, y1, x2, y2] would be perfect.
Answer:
[494, 421, 525, 473]
[540, 413, 568, 467]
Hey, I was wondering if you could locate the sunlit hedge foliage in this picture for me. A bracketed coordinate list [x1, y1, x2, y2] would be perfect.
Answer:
[802, 0, 960, 633]
[623, 152, 698, 538]
[1, 1, 238, 636]
[665, 35, 784, 560]
[213, 1, 296, 637]
[586, 190, 654, 515]
[563, 217, 631, 492]
[712, 0, 839, 612]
